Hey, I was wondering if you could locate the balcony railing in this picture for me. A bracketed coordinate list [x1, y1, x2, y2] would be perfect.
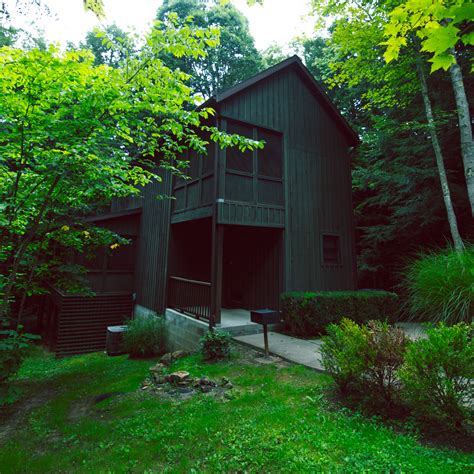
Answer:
[167, 276, 211, 321]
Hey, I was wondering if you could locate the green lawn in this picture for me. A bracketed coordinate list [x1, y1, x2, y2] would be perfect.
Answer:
[0, 347, 472, 473]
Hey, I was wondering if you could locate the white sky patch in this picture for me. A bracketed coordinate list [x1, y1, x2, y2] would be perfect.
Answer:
[7, 0, 315, 51]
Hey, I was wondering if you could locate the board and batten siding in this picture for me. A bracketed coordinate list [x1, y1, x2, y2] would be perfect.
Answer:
[219, 65, 357, 292]
[133, 171, 173, 314]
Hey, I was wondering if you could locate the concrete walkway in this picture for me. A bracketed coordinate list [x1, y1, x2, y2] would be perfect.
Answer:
[233, 323, 427, 372]
[233, 332, 325, 371]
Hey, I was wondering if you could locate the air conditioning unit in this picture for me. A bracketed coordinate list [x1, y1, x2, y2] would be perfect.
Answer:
[106, 325, 128, 356]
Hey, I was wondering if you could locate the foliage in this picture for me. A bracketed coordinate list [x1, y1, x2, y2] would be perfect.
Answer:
[281, 290, 399, 336]
[200, 329, 231, 361]
[321, 318, 370, 393]
[0, 19, 263, 319]
[156, 0, 263, 97]
[260, 43, 287, 69]
[307, 0, 473, 289]
[321, 319, 407, 403]
[1, 349, 471, 471]
[363, 320, 407, 403]
[0, 325, 39, 404]
[402, 246, 473, 323]
[83, 0, 105, 19]
[383, 0, 474, 72]
[78, 24, 136, 68]
[123, 317, 167, 358]
[399, 322, 474, 428]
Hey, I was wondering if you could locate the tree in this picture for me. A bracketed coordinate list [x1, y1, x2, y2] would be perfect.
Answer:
[156, 0, 263, 97]
[78, 24, 136, 68]
[0, 16, 262, 321]
[383, 0, 474, 217]
[260, 43, 287, 69]
[0, 24, 17, 46]
[308, 0, 471, 284]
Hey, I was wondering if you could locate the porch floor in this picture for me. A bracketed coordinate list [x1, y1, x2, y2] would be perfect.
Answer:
[165, 307, 267, 338]
[220, 308, 254, 328]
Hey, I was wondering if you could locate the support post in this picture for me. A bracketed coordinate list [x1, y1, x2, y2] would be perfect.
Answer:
[210, 223, 224, 328]
[263, 324, 269, 356]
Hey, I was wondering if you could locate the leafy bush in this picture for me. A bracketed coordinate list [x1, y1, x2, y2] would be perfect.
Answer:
[321, 318, 370, 393]
[399, 323, 473, 428]
[321, 319, 407, 403]
[364, 320, 407, 403]
[403, 246, 473, 324]
[0, 326, 40, 405]
[123, 316, 167, 359]
[281, 290, 399, 336]
[200, 330, 231, 361]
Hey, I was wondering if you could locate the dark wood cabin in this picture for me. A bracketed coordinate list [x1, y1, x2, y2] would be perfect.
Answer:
[46, 55, 359, 354]
[112, 55, 358, 325]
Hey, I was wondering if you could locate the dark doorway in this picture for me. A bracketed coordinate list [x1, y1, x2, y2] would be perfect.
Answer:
[222, 225, 282, 310]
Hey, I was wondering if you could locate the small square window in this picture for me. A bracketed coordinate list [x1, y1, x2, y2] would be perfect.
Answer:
[322, 234, 341, 265]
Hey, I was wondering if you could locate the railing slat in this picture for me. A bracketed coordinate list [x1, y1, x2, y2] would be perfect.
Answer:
[167, 276, 211, 322]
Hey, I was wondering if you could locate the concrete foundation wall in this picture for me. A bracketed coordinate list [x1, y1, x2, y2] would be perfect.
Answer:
[164, 308, 209, 352]
[134, 304, 159, 319]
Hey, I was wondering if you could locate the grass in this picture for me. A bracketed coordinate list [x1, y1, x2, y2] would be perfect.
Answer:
[403, 246, 473, 324]
[0, 347, 472, 473]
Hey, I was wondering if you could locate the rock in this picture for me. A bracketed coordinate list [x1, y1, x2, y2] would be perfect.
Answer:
[160, 353, 174, 366]
[160, 351, 189, 366]
[196, 376, 216, 387]
[223, 382, 233, 390]
[165, 371, 191, 385]
[200, 385, 213, 393]
[152, 373, 166, 385]
[171, 350, 188, 360]
[150, 362, 166, 373]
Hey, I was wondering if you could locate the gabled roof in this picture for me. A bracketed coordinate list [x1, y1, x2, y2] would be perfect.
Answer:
[203, 55, 359, 147]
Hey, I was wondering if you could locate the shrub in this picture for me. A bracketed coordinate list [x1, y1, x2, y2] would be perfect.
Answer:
[321, 319, 407, 403]
[0, 326, 40, 405]
[403, 246, 473, 324]
[364, 320, 407, 403]
[321, 318, 370, 393]
[123, 316, 167, 358]
[399, 323, 473, 428]
[200, 329, 231, 361]
[281, 290, 399, 337]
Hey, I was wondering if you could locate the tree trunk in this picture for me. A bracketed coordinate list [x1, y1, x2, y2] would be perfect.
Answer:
[416, 61, 464, 251]
[0, 176, 61, 321]
[448, 52, 474, 217]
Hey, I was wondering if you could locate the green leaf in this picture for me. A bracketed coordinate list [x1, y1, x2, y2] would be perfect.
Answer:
[421, 24, 459, 55]
[429, 52, 456, 72]
[461, 31, 474, 46]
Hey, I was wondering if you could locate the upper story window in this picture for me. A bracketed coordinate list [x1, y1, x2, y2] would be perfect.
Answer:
[257, 128, 282, 179]
[226, 121, 253, 174]
[322, 234, 341, 265]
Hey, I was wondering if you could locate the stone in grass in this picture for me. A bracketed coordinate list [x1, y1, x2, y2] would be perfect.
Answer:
[150, 362, 166, 374]
[149, 363, 167, 384]
[220, 377, 233, 389]
[152, 373, 166, 385]
[160, 351, 189, 366]
[165, 371, 191, 385]
[194, 376, 217, 392]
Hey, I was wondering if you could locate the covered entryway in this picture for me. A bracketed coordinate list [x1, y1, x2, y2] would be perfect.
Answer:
[166, 219, 283, 326]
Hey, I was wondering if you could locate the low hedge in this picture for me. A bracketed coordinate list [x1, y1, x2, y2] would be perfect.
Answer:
[281, 290, 399, 336]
